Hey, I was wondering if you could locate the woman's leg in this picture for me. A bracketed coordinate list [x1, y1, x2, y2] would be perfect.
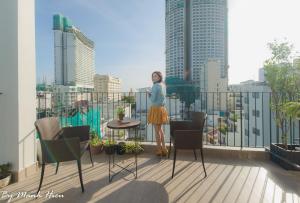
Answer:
[154, 124, 162, 151]
[158, 125, 166, 149]
[159, 125, 168, 156]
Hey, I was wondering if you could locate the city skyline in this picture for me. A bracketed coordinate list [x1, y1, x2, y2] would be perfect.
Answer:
[36, 0, 300, 91]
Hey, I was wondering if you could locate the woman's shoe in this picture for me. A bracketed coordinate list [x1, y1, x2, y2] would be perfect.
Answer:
[161, 148, 168, 156]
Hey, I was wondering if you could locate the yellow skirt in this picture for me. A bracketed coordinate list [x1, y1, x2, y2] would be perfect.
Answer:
[148, 106, 169, 125]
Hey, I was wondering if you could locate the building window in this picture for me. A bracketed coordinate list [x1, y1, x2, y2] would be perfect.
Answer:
[244, 97, 249, 104]
[252, 128, 260, 136]
[245, 129, 249, 136]
[252, 92, 260, 99]
[252, 110, 260, 117]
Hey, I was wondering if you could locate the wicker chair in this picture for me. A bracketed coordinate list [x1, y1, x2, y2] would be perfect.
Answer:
[169, 112, 207, 178]
[35, 117, 93, 193]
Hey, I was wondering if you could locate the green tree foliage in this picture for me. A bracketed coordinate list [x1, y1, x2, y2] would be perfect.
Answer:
[122, 95, 136, 109]
[165, 76, 197, 108]
[264, 40, 300, 148]
[122, 96, 135, 104]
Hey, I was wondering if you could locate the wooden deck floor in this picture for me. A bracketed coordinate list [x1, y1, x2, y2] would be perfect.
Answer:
[2, 151, 300, 203]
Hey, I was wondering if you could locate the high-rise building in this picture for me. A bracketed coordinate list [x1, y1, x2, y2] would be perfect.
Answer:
[205, 59, 228, 112]
[53, 14, 95, 88]
[94, 75, 122, 102]
[165, 0, 228, 91]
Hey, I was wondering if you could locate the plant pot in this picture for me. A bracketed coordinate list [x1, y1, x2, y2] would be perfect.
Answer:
[118, 114, 125, 121]
[104, 145, 115, 155]
[0, 174, 11, 189]
[270, 143, 300, 170]
[116, 142, 126, 155]
[90, 145, 103, 155]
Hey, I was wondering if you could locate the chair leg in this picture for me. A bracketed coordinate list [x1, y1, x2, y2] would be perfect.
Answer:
[37, 163, 45, 194]
[55, 162, 59, 175]
[168, 138, 172, 159]
[88, 146, 94, 167]
[200, 148, 207, 177]
[77, 160, 85, 193]
[193, 149, 197, 160]
[171, 149, 177, 179]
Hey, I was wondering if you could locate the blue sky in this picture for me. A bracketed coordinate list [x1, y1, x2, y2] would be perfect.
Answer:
[36, 0, 165, 91]
[36, 0, 300, 91]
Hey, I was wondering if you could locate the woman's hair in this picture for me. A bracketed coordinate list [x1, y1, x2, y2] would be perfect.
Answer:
[152, 71, 163, 83]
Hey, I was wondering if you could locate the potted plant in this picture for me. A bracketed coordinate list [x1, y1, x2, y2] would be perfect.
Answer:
[283, 101, 300, 153]
[0, 163, 12, 188]
[269, 102, 300, 170]
[103, 139, 116, 155]
[117, 107, 125, 121]
[116, 142, 126, 155]
[89, 131, 103, 155]
[123, 142, 144, 154]
[265, 40, 300, 170]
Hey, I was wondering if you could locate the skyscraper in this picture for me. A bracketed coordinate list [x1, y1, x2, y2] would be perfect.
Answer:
[53, 14, 95, 88]
[165, 0, 228, 91]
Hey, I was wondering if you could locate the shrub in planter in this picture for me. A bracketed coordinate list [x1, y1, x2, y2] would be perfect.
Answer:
[117, 107, 125, 121]
[89, 131, 103, 154]
[103, 139, 116, 155]
[0, 163, 12, 188]
[90, 135, 103, 155]
[264, 40, 300, 149]
[116, 142, 126, 155]
[264, 40, 300, 170]
[123, 142, 144, 154]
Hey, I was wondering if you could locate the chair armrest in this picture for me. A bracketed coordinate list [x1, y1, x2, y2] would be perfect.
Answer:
[170, 121, 193, 138]
[61, 126, 90, 142]
[40, 137, 81, 163]
[173, 130, 203, 149]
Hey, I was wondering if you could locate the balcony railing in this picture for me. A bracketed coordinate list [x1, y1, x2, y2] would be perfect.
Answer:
[36, 91, 300, 148]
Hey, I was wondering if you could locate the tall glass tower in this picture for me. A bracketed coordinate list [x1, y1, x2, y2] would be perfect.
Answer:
[53, 14, 96, 87]
[165, 0, 228, 91]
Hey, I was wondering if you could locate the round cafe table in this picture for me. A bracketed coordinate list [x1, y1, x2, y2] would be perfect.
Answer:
[107, 118, 140, 182]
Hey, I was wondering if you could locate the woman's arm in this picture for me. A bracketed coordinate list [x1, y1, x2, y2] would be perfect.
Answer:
[150, 84, 162, 104]
[150, 84, 158, 103]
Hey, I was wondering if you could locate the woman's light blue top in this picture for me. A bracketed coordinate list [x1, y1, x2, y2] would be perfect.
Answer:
[150, 82, 166, 106]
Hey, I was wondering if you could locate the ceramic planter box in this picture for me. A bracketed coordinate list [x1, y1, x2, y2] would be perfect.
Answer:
[270, 144, 300, 170]
[104, 145, 115, 155]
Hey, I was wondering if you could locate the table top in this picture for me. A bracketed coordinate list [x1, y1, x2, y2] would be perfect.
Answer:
[107, 118, 141, 129]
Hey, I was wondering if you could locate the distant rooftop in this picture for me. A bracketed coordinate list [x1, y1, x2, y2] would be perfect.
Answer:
[53, 14, 94, 49]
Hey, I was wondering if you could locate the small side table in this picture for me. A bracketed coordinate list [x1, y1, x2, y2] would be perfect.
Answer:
[107, 119, 140, 182]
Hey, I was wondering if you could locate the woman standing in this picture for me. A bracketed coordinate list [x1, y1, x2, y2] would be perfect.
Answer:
[148, 71, 169, 156]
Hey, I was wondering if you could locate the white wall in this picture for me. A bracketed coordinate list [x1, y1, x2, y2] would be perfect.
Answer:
[0, 0, 36, 172]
